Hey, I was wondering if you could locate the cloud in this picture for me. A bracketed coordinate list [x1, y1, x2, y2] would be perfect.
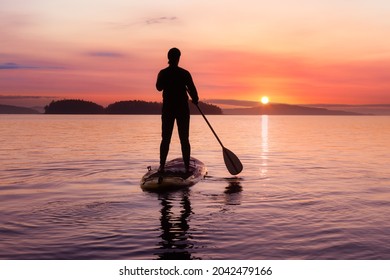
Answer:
[0, 62, 65, 70]
[0, 95, 59, 100]
[145, 16, 177, 25]
[204, 99, 259, 107]
[107, 16, 178, 30]
[86, 51, 125, 58]
[0, 62, 34, 70]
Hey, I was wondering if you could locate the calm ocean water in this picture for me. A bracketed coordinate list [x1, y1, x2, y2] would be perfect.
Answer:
[0, 114, 389, 260]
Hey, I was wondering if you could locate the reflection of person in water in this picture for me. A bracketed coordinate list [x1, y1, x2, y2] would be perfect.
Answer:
[155, 181, 242, 259]
[156, 48, 199, 173]
[156, 190, 196, 260]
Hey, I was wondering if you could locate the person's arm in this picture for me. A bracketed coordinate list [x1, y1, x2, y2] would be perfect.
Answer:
[156, 71, 164, 91]
[186, 72, 199, 104]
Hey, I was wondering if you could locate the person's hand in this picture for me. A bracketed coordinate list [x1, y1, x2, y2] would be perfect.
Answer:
[192, 99, 199, 105]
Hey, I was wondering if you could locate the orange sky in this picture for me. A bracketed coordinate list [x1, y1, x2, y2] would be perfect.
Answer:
[1, 0, 390, 107]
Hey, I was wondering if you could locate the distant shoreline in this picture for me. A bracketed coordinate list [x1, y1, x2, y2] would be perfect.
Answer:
[2, 99, 389, 115]
[42, 99, 222, 115]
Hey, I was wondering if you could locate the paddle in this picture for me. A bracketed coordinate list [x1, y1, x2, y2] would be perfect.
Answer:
[195, 103, 243, 175]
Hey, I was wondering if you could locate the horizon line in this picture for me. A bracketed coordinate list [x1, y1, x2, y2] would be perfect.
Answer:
[2, 98, 390, 109]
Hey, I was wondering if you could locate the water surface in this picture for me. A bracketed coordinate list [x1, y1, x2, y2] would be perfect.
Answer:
[1, 115, 389, 259]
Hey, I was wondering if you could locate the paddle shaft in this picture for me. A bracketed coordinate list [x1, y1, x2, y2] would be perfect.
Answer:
[196, 104, 224, 148]
[196, 103, 243, 175]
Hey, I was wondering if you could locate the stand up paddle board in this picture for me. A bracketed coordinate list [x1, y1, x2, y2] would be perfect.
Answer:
[140, 157, 207, 191]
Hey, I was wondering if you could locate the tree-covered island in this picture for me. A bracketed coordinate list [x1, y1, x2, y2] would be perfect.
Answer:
[44, 99, 223, 115]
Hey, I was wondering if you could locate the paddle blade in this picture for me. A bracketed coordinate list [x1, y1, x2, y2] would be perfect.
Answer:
[223, 147, 243, 175]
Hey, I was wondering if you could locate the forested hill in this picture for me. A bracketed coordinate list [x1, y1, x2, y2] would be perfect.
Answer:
[44, 99, 223, 115]
[44, 99, 105, 114]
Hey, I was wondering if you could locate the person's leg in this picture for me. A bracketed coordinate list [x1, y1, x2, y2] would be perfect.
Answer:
[160, 112, 175, 171]
[177, 112, 191, 171]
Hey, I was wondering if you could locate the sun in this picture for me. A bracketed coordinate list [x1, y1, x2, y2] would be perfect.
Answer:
[261, 96, 269, 105]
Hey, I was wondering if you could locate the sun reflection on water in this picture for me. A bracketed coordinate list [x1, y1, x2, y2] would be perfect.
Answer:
[260, 115, 269, 178]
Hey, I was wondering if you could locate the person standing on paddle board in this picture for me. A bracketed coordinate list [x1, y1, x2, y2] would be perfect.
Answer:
[156, 48, 199, 173]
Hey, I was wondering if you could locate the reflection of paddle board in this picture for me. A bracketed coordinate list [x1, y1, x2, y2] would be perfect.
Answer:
[140, 157, 207, 191]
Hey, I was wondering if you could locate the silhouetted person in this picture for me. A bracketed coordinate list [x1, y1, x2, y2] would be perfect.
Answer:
[156, 48, 199, 172]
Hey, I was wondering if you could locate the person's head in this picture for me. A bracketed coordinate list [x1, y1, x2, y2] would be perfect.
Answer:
[167, 47, 181, 66]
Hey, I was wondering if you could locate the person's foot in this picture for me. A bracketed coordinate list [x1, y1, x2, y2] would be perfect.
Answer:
[158, 165, 165, 173]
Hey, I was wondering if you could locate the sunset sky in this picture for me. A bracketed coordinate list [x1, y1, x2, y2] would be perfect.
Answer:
[1, 0, 390, 107]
